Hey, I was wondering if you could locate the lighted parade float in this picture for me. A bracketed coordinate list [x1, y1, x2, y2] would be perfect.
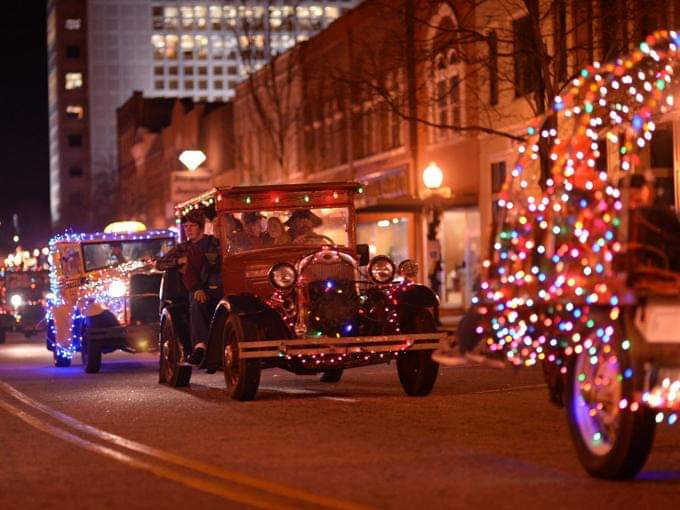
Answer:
[46, 221, 176, 372]
[437, 31, 680, 479]
[158, 182, 447, 400]
[0, 250, 51, 343]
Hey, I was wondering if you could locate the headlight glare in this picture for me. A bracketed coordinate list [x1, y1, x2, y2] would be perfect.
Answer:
[107, 280, 127, 298]
[269, 263, 297, 290]
[368, 256, 395, 283]
[10, 294, 23, 308]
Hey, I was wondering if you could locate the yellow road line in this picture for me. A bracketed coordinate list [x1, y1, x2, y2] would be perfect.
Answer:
[0, 398, 297, 510]
[0, 381, 372, 510]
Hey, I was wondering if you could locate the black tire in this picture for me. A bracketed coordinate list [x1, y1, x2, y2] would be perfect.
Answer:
[159, 311, 192, 387]
[53, 350, 71, 368]
[81, 340, 102, 373]
[320, 369, 343, 383]
[223, 315, 261, 401]
[565, 316, 656, 479]
[397, 309, 439, 396]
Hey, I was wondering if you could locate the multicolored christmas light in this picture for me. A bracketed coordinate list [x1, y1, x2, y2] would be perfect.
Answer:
[476, 30, 680, 420]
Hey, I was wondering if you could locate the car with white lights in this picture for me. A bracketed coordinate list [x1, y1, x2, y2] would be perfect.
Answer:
[46, 227, 176, 371]
[159, 182, 447, 400]
[0, 270, 51, 343]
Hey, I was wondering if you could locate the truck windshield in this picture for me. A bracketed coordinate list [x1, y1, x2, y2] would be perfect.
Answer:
[82, 238, 175, 272]
[223, 207, 350, 254]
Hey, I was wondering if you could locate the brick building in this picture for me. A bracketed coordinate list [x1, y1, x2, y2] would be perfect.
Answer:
[117, 92, 235, 228]
[232, 0, 680, 314]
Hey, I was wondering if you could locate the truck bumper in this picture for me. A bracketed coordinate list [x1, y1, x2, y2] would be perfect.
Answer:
[238, 332, 448, 359]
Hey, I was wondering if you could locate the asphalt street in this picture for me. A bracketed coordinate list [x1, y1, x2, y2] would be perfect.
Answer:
[1, 332, 680, 509]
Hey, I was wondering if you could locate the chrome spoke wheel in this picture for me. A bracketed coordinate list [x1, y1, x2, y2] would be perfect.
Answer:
[572, 347, 622, 456]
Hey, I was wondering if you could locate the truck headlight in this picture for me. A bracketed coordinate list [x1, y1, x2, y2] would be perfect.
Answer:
[269, 263, 297, 290]
[398, 259, 419, 279]
[10, 294, 23, 308]
[368, 256, 395, 283]
[107, 280, 127, 298]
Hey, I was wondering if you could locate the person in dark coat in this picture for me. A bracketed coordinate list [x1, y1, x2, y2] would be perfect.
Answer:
[158, 210, 222, 365]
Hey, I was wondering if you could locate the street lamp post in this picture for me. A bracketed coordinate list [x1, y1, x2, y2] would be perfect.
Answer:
[421, 162, 449, 325]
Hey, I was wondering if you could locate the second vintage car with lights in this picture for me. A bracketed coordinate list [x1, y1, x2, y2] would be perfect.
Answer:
[47, 227, 176, 371]
[0, 269, 51, 343]
[159, 182, 447, 400]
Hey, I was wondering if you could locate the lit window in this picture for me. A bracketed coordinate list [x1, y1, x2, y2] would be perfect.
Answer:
[66, 105, 84, 119]
[166, 35, 178, 59]
[65, 18, 81, 30]
[151, 35, 165, 59]
[65, 72, 83, 90]
[196, 35, 208, 59]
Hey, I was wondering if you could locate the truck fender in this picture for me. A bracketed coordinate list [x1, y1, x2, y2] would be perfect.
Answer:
[398, 284, 439, 309]
[50, 304, 74, 350]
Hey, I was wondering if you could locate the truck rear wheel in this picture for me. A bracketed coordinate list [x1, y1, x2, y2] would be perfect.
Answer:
[223, 315, 261, 401]
[81, 340, 102, 373]
[565, 316, 656, 479]
[159, 311, 192, 387]
[397, 309, 439, 396]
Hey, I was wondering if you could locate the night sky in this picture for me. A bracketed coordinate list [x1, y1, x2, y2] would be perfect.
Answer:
[0, 1, 50, 252]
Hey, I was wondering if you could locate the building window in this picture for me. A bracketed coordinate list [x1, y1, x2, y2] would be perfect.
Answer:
[168, 66, 178, 76]
[184, 67, 194, 76]
[66, 45, 80, 58]
[214, 80, 223, 89]
[65, 18, 81, 30]
[65, 72, 83, 90]
[433, 49, 463, 140]
[67, 134, 83, 147]
[198, 80, 208, 90]
[513, 15, 541, 97]
[152, 6, 163, 17]
[65, 105, 84, 119]
[185, 80, 194, 90]
[213, 66, 223, 75]
[152, 35, 165, 60]
[154, 66, 164, 76]
[166, 35, 178, 59]
[488, 31, 499, 106]
[69, 166, 84, 177]
[169, 80, 178, 90]
[198, 66, 207, 76]
[154, 80, 164, 90]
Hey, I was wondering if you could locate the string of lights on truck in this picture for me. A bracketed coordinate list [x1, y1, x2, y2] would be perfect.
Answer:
[475, 30, 680, 424]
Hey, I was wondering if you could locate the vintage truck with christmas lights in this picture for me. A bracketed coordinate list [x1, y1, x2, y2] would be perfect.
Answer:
[0, 269, 51, 343]
[437, 31, 680, 480]
[46, 228, 176, 372]
[158, 182, 447, 400]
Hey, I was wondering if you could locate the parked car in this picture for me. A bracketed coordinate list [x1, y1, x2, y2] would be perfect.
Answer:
[459, 32, 680, 479]
[47, 229, 176, 371]
[0, 270, 50, 343]
[159, 182, 447, 400]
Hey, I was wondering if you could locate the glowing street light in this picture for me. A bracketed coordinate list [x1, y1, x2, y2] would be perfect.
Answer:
[422, 161, 444, 190]
[178, 150, 207, 171]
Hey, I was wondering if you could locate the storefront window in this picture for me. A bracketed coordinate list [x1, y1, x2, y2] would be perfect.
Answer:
[440, 208, 480, 308]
